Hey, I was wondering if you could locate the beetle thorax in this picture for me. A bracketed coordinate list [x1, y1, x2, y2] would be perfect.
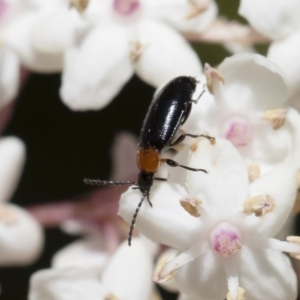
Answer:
[137, 148, 160, 173]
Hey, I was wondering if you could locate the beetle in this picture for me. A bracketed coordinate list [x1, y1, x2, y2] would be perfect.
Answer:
[84, 76, 214, 245]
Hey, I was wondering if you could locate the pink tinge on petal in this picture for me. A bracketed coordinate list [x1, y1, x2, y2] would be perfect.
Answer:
[113, 0, 140, 16]
[223, 118, 252, 147]
[0, 0, 8, 19]
[210, 222, 242, 257]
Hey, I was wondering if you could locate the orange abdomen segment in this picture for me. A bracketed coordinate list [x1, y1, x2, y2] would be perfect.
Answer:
[137, 148, 160, 173]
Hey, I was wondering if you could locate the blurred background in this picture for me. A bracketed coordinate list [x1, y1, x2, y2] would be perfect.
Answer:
[0, 0, 280, 299]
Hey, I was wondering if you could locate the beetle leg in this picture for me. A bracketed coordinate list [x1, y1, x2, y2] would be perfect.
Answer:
[154, 177, 167, 181]
[170, 133, 215, 147]
[161, 158, 208, 174]
[191, 83, 206, 103]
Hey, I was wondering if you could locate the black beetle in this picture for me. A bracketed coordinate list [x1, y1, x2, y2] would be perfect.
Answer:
[84, 76, 214, 245]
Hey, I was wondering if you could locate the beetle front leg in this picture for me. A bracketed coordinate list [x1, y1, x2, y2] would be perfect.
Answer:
[170, 133, 215, 147]
[161, 158, 208, 174]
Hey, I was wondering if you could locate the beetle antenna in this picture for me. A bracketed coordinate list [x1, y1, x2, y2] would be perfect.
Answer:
[128, 195, 145, 246]
[84, 179, 137, 186]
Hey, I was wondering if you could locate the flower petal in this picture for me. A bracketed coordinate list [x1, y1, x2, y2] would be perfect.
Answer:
[216, 53, 289, 111]
[239, 246, 297, 300]
[102, 237, 153, 300]
[31, 7, 84, 56]
[0, 48, 20, 109]
[3, 12, 64, 72]
[118, 182, 202, 249]
[268, 30, 300, 101]
[245, 109, 300, 237]
[239, 0, 300, 40]
[145, 0, 218, 33]
[52, 235, 109, 272]
[29, 268, 108, 300]
[60, 24, 134, 111]
[187, 138, 249, 218]
[174, 250, 227, 300]
[133, 20, 202, 88]
[0, 204, 44, 265]
[0, 136, 25, 203]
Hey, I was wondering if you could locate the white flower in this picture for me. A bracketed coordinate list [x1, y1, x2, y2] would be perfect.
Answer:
[238, 0, 300, 109]
[60, 0, 217, 111]
[29, 237, 153, 300]
[2, 0, 86, 72]
[0, 136, 43, 265]
[238, 0, 300, 40]
[182, 53, 291, 175]
[0, 47, 20, 109]
[119, 110, 300, 299]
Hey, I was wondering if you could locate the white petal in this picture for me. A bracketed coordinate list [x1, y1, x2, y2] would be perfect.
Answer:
[52, 235, 109, 272]
[0, 204, 44, 265]
[187, 138, 249, 218]
[245, 109, 300, 237]
[133, 20, 202, 88]
[239, 0, 300, 40]
[0, 48, 20, 109]
[174, 250, 226, 300]
[239, 246, 297, 300]
[268, 30, 300, 100]
[118, 182, 202, 249]
[102, 237, 153, 300]
[0, 137, 25, 203]
[216, 53, 289, 111]
[4, 13, 63, 72]
[60, 24, 134, 111]
[31, 7, 85, 55]
[145, 0, 218, 33]
[29, 268, 108, 300]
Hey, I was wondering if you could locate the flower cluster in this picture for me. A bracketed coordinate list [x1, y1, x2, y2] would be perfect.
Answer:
[1, 1, 300, 300]
[118, 53, 300, 300]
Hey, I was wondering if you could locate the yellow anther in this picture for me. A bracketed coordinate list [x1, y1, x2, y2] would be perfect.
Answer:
[287, 236, 300, 260]
[204, 63, 225, 94]
[180, 197, 202, 217]
[152, 256, 177, 283]
[129, 41, 149, 63]
[248, 162, 260, 182]
[227, 287, 246, 300]
[261, 108, 287, 130]
[104, 293, 119, 300]
[70, 0, 89, 13]
[243, 194, 275, 217]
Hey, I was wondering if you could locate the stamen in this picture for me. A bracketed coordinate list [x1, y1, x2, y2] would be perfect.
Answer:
[261, 108, 287, 130]
[268, 237, 300, 259]
[224, 257, 244, 300]
[70, 0, 89, 12]
[204, 63, 225, 94]
[153, 243, 208, 283]
[227, 287, 246, 300]
[243, 194, 275, 217]
[104, 293, 119, 300]
[180, 197, 202, 217]
[129, 40, 148, 63]
[185, 0, 209, 19]
[248, 162, 260, 182]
